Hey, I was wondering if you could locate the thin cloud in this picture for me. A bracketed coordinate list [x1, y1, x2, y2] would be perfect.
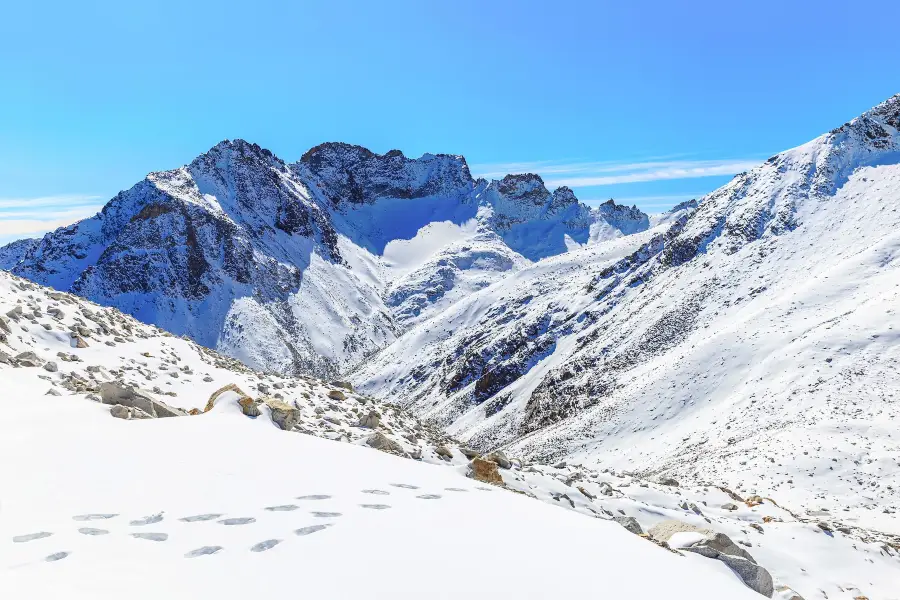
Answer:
[470, 158, 763, 186]
[0, 194, 104, 240]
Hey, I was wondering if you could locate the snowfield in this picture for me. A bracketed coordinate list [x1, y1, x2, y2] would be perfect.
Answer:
[0, 270, 898, 599]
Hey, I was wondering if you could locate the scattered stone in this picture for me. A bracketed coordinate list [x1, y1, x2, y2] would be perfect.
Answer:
[721, 503, 739, 511]
[658, 476, 680, 487]
[460, 447, 480, 459]
[434, 445, 453, 461]
[42, 361, 58, 373]
[330, 381, 353, 391]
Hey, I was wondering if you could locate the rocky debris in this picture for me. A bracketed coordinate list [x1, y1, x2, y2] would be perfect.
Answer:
[42, 361, 58, 373]
[484, 450, 512, 469]
[264, 398, 302, 431]
[330, 381, 353, 391]
[721, 503, 739, 511]
[658, 476, 680, 487]
[366, 432, 407, 457]
[649, 520, 773, 597]
[613, 516, 643, 535]
[468, 457, 503, 485]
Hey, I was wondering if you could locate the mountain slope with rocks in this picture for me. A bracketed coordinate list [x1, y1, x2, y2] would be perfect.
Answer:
[0, 142, 647, 378]
[2, 268, 897, 600]
[354, 94, 900, 539]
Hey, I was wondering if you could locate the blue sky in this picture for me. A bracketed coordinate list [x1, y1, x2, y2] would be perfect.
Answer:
[1, 0, 898, 244]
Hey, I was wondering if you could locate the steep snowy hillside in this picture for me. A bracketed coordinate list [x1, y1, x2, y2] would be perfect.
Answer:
[3, 269, 897, 600]
[354, 94, 900, 534]
[0, 142, 646, 378]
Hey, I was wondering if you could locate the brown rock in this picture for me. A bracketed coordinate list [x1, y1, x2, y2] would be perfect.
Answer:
[468, 457, 503, 485]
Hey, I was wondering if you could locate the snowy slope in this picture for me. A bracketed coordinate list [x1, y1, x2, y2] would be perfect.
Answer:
[354, 94, 900, 534]
[0, 142, 646, 378]
[2, 269, 897, 600]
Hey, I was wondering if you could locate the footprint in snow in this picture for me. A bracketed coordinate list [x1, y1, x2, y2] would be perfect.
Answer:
[73, 513, 118, 521]
[130, 513, 164, 526]
[78, 528, 109, 536]
[45, 552, 69, 562]
[294, 524, 331, 536]
[185, 546, 223, 558]
[360, 504, 391, 510]
[131, 532, 168, 542]
[445, 488, 468, 492]
[250, 539, 281, 552]
[389, 483, 419, 490]
[218, 517, 256, 526]
[180, 513, 223, 522]
[361, 489, 390, 495]
[310, 511, 342, 518]
[416, 494, 442, 500]
[264, 505, 300, 512]
[296, 494, 331, 500]
[13, 532, 53, 543]
[475, 487, 494, 492]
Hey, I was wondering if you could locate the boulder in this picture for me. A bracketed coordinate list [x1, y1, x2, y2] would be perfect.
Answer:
[357, 410, 381, 429]
[238, 396, 261, 418]
[15, 351, 44, 368]
[434, 446, 453, 461]
[658, 476, 680, 487]
[0, 314, 10, 333]
[110, 404, 131, 419]
[0, 350, 12, 365]
[71, 335, 89, 349]
[468, 457, 503, 485]
[330, 380, 353, 391]
[613, 516, 644, 535]
[459, 447, 480, 459]
[42, 361, 58, 373]
[484, 450, 512, 469]
[265, 398, 302, 430]
[649, 520, 773, 597]
[721, 503, 739, 511]
[328, 389, 347, 401]
[99, 381, 187, 418]
[366, 432, 407, 456]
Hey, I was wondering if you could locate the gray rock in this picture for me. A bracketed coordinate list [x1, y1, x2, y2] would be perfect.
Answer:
[357, 410, 380, 429]
[459, 447, 480, 459]
[45, 388, 62, 396]
[0, 350, 12, 365]
[366, 432, 406, 456]
[721, 503, 739, 511]
[714, 553, 774, 597]
[613, 516, 643, 535]
[0, 314, 11, 333]
[264, 398, 301, 430]
[110, 404, 131, 419]
[329, 380, 353, 391]
[14, 352, 43, 367]
[434, 446, 453, 460]
[99, 381, 187, 418]
[484, 450, 512, 469]
[658, 476, 680, 487]
[42, 361, 58, 373]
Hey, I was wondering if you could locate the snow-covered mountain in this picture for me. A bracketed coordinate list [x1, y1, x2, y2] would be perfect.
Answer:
[0, 141, 645, 378]
[2, 269, 896, 599]
[354, 94, 900, 535]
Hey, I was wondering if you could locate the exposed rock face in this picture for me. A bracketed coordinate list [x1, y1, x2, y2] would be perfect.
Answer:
[613, 516, 643, 535]
[0, 139, 645, 379]
[596, 199, 651, 235]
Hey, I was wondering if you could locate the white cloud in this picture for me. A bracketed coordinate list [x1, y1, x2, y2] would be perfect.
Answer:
[0, 195, 104, 241]
[470, 158, 763, 187]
